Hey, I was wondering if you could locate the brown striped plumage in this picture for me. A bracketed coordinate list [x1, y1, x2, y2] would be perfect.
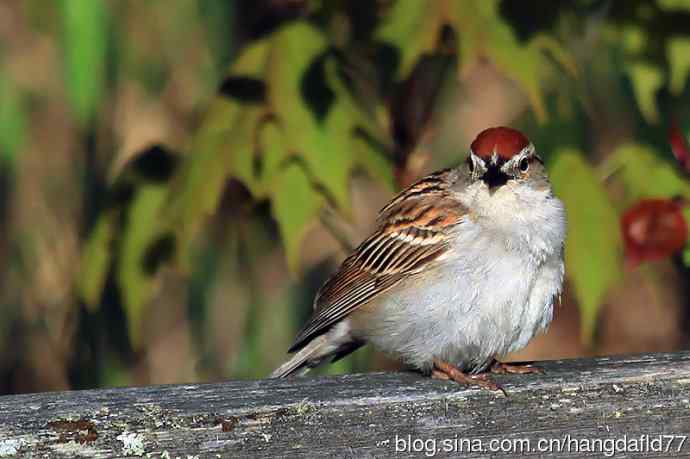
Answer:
[289, 169, 467, 352]
[273, 126, 566, 391]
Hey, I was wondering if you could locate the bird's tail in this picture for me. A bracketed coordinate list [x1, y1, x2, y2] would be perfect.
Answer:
[270, 335, 329, 378]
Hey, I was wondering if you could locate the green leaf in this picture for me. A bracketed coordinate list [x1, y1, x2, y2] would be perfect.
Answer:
[323, 56, 394, 195]
[222, 37, 270, 78]
[467, 1, 546, 119]
[488, 33, 546, 120]
[256, 121, 288, 197]
[164, 40, 270, 262]
[318, 100, 357, 210]
[78, 212, 117, 310]
[268, 21, 353, 210]
[657, 0, 690, 12]
[605, 143, 690, 204]
[267, 21, 326, 129]
[376, 1, 443, 78]
[227, 106, 268, 196]
[549, 149, 623, 344]
[352, 132, 395, 192]
[0, 74, 26, 167]
[531, 34, 579, 78]
[621, 26, 646, 54]
[118, 184, 167, 348]
[60, 0, 108, 126]
[667, 37, 690, 95]
[271, 162, 323, 274]
[323, 57, 386, 146]
[168, 101, 260, 228]
[164, 98, 240, 252]
[448, 0, 575, 122]
[626, 63, 664, 124]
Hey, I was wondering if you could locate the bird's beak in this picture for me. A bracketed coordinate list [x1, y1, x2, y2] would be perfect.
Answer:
[481, 165, 509, 191]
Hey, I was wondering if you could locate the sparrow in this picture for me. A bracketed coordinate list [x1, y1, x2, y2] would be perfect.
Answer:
[271, 126, 566, 392]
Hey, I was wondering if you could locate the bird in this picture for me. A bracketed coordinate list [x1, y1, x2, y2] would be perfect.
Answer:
[271, 126, 566, 392]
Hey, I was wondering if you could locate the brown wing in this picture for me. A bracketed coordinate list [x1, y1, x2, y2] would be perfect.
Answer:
[288, 169, 467, 352]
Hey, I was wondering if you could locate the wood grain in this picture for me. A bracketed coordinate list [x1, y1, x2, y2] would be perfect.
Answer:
[2, 352, 690, 457]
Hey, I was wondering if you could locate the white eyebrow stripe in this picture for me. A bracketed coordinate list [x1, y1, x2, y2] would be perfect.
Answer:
[499, 144, 536, 172]
[468, 152, 487, 170]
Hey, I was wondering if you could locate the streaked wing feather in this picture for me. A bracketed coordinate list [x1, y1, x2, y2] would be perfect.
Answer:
[288, 265, 404, 352]
[288, 169, 466, 353]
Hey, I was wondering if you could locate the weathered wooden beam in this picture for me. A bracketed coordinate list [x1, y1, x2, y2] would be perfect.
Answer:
[2, 352, 690, 457]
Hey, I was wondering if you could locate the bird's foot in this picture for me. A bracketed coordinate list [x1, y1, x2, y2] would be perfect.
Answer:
[432, 359, 506, 396]
[431, 369, 450, 380]
[490, 360, 542, 375]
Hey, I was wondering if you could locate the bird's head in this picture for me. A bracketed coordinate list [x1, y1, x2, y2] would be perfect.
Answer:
[464, 126, 550, 195]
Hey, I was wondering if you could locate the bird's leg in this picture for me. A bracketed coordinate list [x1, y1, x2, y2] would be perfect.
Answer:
[432, 359, 506, 395]
[489, 360, 542, 375]
[431, 369, 450, 380]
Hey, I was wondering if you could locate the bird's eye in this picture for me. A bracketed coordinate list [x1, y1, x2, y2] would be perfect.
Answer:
[467, 157, 474, 173]
[519, 157, 529, 172]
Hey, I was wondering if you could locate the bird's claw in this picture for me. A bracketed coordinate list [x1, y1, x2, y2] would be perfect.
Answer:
[490, 361, 543, 375]
[432, 359, 507, 396]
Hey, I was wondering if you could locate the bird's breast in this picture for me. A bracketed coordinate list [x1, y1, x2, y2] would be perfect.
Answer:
[354, 217, 564, 371]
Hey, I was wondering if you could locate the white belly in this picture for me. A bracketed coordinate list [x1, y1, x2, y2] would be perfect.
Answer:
[353, 220, 564, 372]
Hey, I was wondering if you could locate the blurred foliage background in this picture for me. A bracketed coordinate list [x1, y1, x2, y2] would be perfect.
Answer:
[1, 0, 690, 394]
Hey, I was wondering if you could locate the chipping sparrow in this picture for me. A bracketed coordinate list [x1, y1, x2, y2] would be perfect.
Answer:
[271, 127, 566, 391]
